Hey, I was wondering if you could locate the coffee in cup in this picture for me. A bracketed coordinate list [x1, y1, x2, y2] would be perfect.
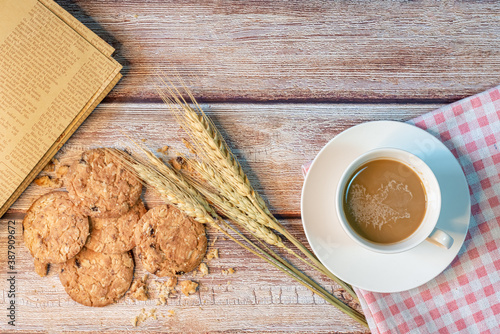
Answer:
[343, 158, 426, 244]
[336, 148, 453, 253]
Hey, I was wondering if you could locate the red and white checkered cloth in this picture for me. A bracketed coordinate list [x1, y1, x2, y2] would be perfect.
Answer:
[303, 85, 500, 333]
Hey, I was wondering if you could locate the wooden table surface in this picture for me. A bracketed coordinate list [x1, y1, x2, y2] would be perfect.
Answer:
[2, 1, 500, 333]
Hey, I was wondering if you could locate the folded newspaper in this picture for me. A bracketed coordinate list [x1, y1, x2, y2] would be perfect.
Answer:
[0, 0, 122, 217]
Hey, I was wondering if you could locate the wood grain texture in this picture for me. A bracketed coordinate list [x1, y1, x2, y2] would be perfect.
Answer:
[4, 1, 493, 332]
[55, 0, 500, 102]
[7, 102, 441, 218]
[3, 102, 440, 332]
[0, 216, 367, 333]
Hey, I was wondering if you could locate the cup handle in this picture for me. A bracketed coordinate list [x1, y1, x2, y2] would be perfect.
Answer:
[426, 229, 454, 249]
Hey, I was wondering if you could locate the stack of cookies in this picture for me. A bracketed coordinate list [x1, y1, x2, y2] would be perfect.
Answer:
[23, 148, 207, 307]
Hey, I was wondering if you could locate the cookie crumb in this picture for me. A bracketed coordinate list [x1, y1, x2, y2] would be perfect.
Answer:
[206, 248, 219, 260]
[43, 160, 56, 172]
[157, 288, 169, 305]
[169, 157, 183, 171]
[222, 268, 235, 275]
[168, 309, 175, 317]
[157, 276, 178, 305]
[34, 259, 49, 277]
[180, 280, 198, 296]
[210, 236, 218, 247]
[129, 274, 149, 301]
[34, 175, 62, 187]
[56, 165, 69, 178]
[199, 263, 208, 277]
[157, 145, 169, 154]
[131, 307, 158, 327]
[132, 308, 146, 327]
[34, 175, 51, 187]
[166, 276, 177, 289]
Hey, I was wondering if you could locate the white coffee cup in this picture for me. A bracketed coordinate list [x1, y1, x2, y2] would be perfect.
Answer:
[336, 147, 453, 254]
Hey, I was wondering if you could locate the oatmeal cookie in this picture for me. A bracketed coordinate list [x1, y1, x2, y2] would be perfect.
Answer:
[65, 148, 142, 218]
[135, 205, 207, 277]
[23, 191, 89, 264]
[59, 247, 134, 307]
[85, 199, 147, 254]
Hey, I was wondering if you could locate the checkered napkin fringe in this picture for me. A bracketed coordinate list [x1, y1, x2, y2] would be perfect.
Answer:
[304, 86, 500, 334]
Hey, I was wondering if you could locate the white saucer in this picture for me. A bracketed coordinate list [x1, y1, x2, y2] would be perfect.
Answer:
[301, 121, 471, 293]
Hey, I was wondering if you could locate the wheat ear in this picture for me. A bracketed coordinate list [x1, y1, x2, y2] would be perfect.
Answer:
[155, 76, 358, 301]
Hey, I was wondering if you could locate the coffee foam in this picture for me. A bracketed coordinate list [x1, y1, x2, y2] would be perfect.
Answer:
[348, 180, 413, 230]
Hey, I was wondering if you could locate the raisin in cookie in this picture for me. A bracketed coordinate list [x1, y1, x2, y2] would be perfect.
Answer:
[59, 247, 134, 307]
[23, 191, 89, 264]
[86, 199, 147, 254]
[135, 204, 207, 277]
[65, 148, 143, 218]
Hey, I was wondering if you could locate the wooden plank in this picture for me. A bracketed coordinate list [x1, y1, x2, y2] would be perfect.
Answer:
[8, 102, 441, 217]
[56, 0, 500, 102]
[0, 216, 368, 333]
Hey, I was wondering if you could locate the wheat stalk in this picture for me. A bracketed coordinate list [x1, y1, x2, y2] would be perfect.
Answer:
[155, 75, 358, 301]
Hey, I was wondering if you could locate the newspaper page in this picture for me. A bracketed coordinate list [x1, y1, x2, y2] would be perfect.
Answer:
[0, 0, 122, 217]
